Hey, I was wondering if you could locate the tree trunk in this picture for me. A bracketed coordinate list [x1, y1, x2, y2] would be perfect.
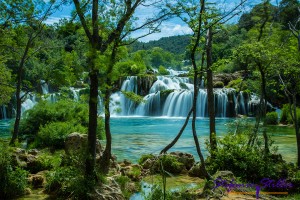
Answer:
[10, 38, 31, 145]
[10, 74, 22, 145]
[160, 108, 193, 154]
[206, 27, 217, 153]
[292, 94, 300, 168]
[100, 87, 112, 174]
[85, 60, 99, 178]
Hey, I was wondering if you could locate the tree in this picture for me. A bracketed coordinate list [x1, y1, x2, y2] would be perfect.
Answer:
[160, 0, 211, 180]
[0, 60, 14, 105]
[279, 0, 300, 29]
[3, 1, 59, 145]
[278, 12, 300, 169]
[73, 0, 169, 179]
[232, 1, 279, 153]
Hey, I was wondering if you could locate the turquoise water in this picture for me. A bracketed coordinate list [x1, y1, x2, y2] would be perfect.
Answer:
[0, 117, 296, 163]
[110, 117, 234, 162]
[0, 119, 12, 138]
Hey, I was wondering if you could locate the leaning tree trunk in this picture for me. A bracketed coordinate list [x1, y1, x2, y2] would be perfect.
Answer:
[10, 38, 31, 145]
[206, 26, 217, 153]
[160, 108, 193, 154]
[10, 72, 22, 145]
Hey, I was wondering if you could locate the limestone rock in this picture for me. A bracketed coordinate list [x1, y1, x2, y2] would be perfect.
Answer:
[65, 132, 88, 155]
[213, 170, 235, 182]
[170, 151, 195, 170]
[188, 163, 207, 179]
[91, 177, 125, 200]
[28, 174, 45, 188]
[28, 149, 39, 156]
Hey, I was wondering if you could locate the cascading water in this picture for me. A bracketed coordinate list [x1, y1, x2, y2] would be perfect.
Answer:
[1, 105, 7, 119]
[21, 93, 36, 114]
[110, 75, 263, 117]
[41, 80, 49, 94]
[0, 74, 267, 119]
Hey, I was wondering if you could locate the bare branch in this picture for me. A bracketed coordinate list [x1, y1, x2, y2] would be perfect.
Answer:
[73, 0, 92, 43]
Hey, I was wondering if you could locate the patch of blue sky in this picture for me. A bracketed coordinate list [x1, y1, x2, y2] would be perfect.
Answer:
[46, 0, 281, 41]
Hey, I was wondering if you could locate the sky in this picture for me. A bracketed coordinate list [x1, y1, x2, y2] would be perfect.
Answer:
[47, 0, 281, 42]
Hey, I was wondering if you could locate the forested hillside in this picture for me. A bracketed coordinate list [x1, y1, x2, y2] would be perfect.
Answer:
[130, 35, 191, 54]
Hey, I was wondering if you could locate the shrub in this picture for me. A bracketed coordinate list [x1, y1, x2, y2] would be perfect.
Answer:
[28, 150, 63, 173]
[19, 100, 104, 147]
[158, 65, 170, 75]
[206, 133, 288, 182]
[19, 100, 88, 136]
[34, 121, 87, 149]
[280, 104, 300, 127]
[138, 154, 155, 165]
[46, 166, 93, 199]
[159, 154, 184, 174]
[264, 112, 278, 125]
[115, 176, 132, 199]
[115, 60, 147, 76]
[127, 165, 142, 180]
[0, 141, 28, 199]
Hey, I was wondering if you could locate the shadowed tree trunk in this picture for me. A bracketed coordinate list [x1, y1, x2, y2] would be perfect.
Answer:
[10, 38, 31, 145]
[206, 26, 217, 154]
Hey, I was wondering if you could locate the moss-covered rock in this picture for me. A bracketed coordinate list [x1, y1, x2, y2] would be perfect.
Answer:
[139, 152, 195, 175]
[213, 81, 224, 88]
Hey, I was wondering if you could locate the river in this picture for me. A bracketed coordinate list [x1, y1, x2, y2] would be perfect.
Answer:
[0, 117, 296, 163]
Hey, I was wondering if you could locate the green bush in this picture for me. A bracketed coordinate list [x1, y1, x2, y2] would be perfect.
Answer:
[138, 154, 155, 165]
[19, 100, 104, 147]
[159, 154, 184, 174]
[281, 104, 300, 126]
[19, 100, 89, 135]
[158, 65, 170, 75]
[264, 111, 278, 125]
[46, 166, 93, 199]
[226, 78, 248, 91]
[28, 150, 63, 173]
[206, 133, 288, 182]
[0, 141, 28, 199]
[115, 176, 132, 199]
[115, 60, 147, 76]
[35, 121, 87, 149]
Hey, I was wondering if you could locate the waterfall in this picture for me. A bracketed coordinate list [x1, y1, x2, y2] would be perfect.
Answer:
[214, 89, 229, 117]
[41, 80, 49, 94]
[163, 90, 193, 117]
[21, 93, 36, 114]
[112, 75, 263, 118]
[1, 105, 7, 119]
[135, 92, 161, 116]
[69, 87, 80, 101]
[120, 76, 138, 115]
[238, 91, 246, 115]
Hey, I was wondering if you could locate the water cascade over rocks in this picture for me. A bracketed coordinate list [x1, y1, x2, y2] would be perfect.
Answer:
[0, 74, 269, 119]
[109, 75, 262, 117]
